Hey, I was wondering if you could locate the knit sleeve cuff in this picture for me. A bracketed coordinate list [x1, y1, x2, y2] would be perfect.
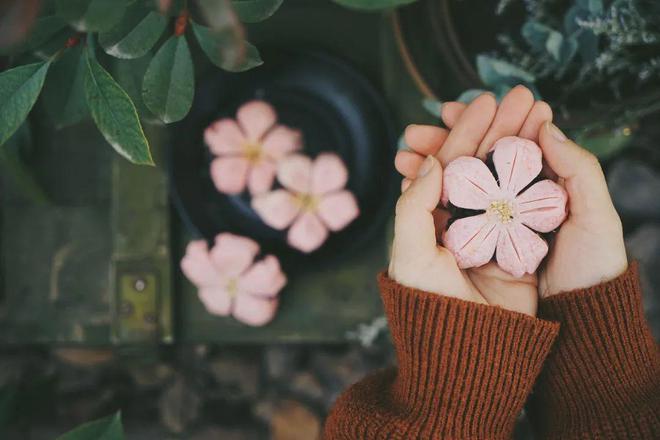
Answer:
[378, 272, 559, 438]
[530, 263, 660, 439]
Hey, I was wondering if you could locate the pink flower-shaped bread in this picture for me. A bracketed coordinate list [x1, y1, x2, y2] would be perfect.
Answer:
[442, 136, 568, 278]
[180, 233, 287, 326]
[251, 153, 360, 253]
[205, 100, 302, 195]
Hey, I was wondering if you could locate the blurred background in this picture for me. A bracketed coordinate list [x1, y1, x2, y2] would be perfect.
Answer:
[0, 0, 658, 438]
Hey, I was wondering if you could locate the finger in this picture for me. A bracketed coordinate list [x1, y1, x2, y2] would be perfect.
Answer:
[538, 122, 616, 219]
[437, 93, 497, 166]
[403, 124, 449, 156]
[395, 150, 425, 178]
[401, 178, 412, 193]
[519, 100, 553, 141]
[394, 156, 442, 257]
[441, 102, 466, 128]
[476, 85, 535, 159]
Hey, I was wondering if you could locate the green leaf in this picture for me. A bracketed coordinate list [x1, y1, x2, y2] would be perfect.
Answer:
[142, 35, 195, 123]
[476, 55, 535, 86]
[99, 3, 167, 59]
[192, 22, 262, 72]
[521, 21, 553, 52]
[57, 0, 127, 32]
[332, 0, 419, 10]
[42, 45, 90, 128]
[0, 61, 51, 147]
[455, 89, 487, 104]
[231, 0, 283, 23]
[83, 45, 154, 165]
[114, 55, 159, 123]
[421, 98, 442, 117]
[56, 411, 124, 440]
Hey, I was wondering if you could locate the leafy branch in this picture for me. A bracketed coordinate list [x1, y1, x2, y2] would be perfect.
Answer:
[0, 0, 278, 165]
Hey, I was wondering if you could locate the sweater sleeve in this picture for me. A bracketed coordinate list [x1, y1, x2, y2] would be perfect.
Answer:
[324, 273, 559, 440]
[528, 263, 660, 439]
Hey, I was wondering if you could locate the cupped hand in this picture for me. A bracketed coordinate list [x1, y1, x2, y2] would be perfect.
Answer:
[535, 123, 628, 297]
[390, 86, 553, 316]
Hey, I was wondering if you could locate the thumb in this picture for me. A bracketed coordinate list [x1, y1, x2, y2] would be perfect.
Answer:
[393, 155, 442, 258]
[538, 121, 615, 219]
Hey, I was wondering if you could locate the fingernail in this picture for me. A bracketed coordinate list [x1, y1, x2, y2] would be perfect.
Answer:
[547, 122, 567, 142]
[418, 155, 435, 177]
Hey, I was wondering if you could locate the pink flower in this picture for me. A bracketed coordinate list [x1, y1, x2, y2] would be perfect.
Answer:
[251, 153, 360, 253]
[205, 100, 302, 195]
[442, 136, 568, 278]
[180, 233, 287, 326]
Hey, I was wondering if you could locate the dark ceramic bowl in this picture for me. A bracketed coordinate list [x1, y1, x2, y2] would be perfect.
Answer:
[169, 50, 397, 272]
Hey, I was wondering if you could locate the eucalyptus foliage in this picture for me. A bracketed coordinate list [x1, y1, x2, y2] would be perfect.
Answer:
[0, 0, 277, 165]
[471, 0, 660, 116]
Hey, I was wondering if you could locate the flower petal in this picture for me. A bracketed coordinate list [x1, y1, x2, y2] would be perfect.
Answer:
[496, 223, 548, 278]
[492, 136, 542, 196]
[210, 233, 259, 277]
[311, 153, 349, 194]
[238, 255, 287, 298]
[316, 190, 359, 231]
[237, 100, 277, 142]
[277, 154, 312, 194]
[247, 160, 277, 195]
[287, 212, 329, 253]
[204, 118, 245, 155]
[210, 156, 250, 194]
[233, 293, 279, 326]
[443, 214, 500, 269]
[252, 189, 301, 230]
[180, 241, 223, 287]
[516, 180, 568, 233]
[261, 125, 303, 160]
[198, 286, 232, 316]
[442, 156, 500, 209]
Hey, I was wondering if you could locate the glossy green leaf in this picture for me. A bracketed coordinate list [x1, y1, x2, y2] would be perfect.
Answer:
[192, 22, 262, 72]
[114, 54, 159, 123]
[99, 3, 167, 59]
[232, 0, 283, 23]
[57, 0, 127, 32]
[83, 46, 153, 165]
[142, 35, 194, 123]
[57, 411, 124, 440]
[0, 61, 51, 147]
[42, 45, 90, 128]
[332, 0, 418, 10]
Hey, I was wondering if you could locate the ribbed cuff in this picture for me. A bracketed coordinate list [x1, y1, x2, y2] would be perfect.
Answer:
[530, 263, 660, 439]
[378, 273, 559, 439]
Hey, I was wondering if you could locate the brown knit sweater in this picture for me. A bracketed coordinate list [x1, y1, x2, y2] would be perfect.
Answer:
[324, 264, 660, 439]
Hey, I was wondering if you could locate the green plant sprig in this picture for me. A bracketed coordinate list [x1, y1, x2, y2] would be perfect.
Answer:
[0, 0, 280, 165]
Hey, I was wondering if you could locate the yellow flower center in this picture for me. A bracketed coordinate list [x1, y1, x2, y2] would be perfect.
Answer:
[488, 200, 515, 223]
[296, 193, 320, 212]
[242, 141, 263, 163]
[226, 278, 238, 298]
